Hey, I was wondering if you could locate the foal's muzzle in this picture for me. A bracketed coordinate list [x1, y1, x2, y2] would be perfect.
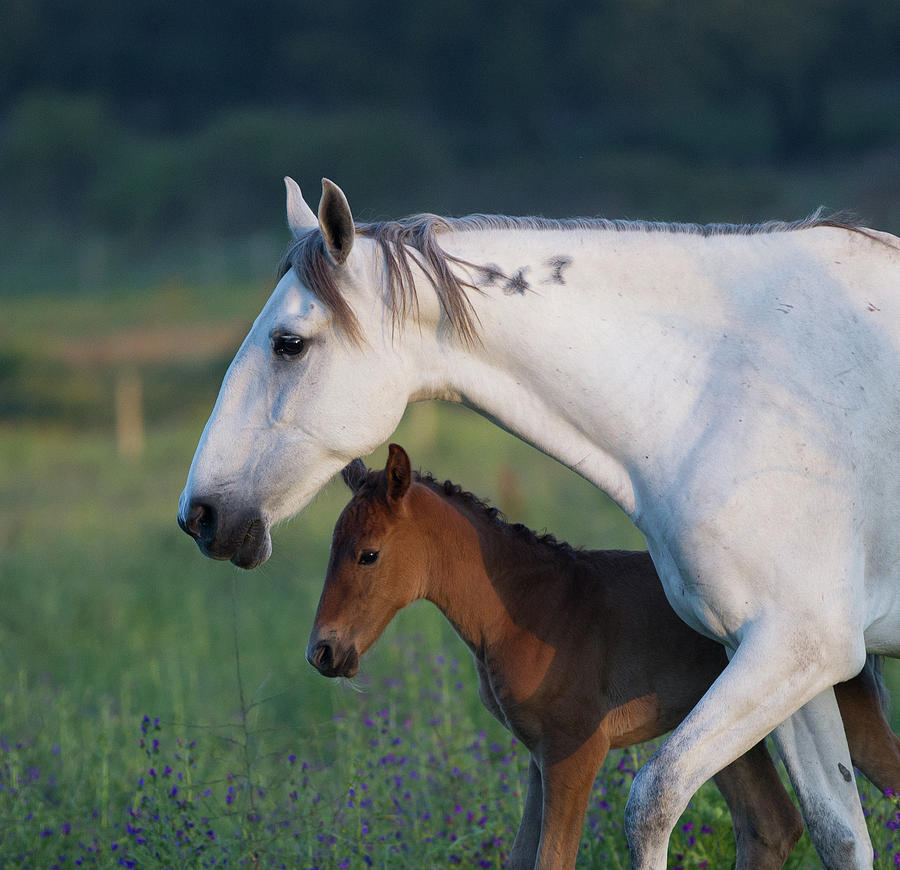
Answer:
[306, 637, 360, 678]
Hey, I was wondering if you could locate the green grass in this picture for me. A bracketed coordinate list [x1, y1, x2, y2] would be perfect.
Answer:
[2, 283, 900, 867]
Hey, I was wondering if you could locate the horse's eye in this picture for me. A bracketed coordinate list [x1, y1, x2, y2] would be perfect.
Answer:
[272, 334, 305, 358]
[358, 550, 379, 566]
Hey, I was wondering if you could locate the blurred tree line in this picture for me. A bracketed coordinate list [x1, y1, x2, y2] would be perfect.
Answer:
[2, 0, 899, 250]
[1, 0, 898, 427]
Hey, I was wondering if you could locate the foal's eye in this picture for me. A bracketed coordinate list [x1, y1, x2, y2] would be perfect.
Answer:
[272, 334, 305, 358]
[358, 550, 379, 566]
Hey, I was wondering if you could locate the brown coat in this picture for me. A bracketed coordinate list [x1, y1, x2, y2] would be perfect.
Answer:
[309, 445, 900, 870]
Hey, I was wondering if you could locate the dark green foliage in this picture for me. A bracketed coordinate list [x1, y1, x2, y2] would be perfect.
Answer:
[1, 0, 899, 258]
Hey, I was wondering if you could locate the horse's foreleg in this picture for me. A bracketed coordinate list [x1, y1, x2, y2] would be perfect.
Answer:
[507, 756, 543, 869]
[534, 734, 608, 870]
[835, 656, 900, 793]
[624, 628, 870, 870]
[712, 741, 803, 870]
[772, 687, 874, 868]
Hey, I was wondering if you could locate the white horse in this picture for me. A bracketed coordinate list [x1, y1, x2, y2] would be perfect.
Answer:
[179, 177, 900, 869]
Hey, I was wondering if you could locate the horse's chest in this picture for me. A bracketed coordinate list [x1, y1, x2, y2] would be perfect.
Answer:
[474, 659, 544, 747]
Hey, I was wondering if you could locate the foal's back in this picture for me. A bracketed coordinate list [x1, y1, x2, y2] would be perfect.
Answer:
[445, 503, 727, 745]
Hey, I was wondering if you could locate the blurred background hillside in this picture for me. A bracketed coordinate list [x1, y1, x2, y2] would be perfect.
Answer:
[3, 0, 900, 432]
[4, 0, 900, 293]
[1, 5, 900, 863]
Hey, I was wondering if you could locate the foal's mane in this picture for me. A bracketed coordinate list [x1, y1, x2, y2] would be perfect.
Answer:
[413, 471, 581, 562]
[277, 207, 868, 346]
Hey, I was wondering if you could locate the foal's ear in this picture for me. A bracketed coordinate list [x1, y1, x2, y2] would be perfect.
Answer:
[385, 444, 411, 504]
[318, 178, 355, 265]
[341, 458, 369, 493]
[284, 177, 318, 238]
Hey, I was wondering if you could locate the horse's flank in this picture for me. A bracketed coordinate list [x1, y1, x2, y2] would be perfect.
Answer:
[277, 208, 886, 346]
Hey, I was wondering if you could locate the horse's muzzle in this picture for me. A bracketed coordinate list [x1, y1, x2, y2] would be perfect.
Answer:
[306, 637, 359, 678]
[177, 495, 271, 569]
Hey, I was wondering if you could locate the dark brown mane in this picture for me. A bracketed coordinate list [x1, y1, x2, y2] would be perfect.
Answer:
[278, 207, 872, 346]
[413, 470, 582, 561]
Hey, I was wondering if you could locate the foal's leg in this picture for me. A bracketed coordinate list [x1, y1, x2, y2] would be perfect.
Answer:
[712, 741, 803, 870]
[535, 734, 608, 869]
[835, 656, 900, 793]
[507, 756, 543, 869]
[624, 626, 870, 870]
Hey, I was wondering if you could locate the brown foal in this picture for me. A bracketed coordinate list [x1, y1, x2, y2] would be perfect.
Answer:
[308, 445, 900, 870]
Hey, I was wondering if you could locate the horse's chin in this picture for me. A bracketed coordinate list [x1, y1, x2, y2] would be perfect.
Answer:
[230, 523, 272, 569]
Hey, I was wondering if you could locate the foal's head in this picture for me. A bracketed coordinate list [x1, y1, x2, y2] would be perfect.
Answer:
[307, 444, 428, 678]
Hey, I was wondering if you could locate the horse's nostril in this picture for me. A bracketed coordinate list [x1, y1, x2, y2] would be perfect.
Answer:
[180, 501, 215, 542]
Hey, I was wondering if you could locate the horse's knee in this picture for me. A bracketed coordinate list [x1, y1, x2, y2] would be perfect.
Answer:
[625, 755, 683, 861]
[816, 821, 873, 870]
[805, 795, 873, 870]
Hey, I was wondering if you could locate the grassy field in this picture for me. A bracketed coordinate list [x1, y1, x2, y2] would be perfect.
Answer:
[3, 283, 900, 868]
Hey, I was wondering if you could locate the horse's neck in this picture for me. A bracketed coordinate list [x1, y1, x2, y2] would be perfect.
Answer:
[414, 227, 776, 519]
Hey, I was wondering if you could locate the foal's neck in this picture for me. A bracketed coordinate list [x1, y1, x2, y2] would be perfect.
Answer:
[415, 481, 576, 659]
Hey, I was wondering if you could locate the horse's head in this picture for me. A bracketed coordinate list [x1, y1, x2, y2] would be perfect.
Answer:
[307, 444, 425, 678]
[177, 179, 422, 568]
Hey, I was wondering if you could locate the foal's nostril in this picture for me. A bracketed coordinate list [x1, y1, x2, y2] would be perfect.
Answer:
[310, 641, 334, 674]
[179, 500, 215, 542]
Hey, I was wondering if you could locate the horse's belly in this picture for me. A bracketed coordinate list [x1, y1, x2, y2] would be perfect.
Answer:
[864, 615, 900, 656]
[862, 499, 900, 654]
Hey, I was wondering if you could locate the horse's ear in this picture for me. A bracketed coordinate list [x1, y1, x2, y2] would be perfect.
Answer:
[341, 459, 369, 493]
[285, 177, 318, 239]
[385, 444, 411, 504]
[318, 178, 354, 265]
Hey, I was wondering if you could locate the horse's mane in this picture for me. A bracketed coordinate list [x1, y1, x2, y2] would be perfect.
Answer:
[277, 207, 868, 346]
[414, 470, 582, 562]
[278, 216, 483, 346]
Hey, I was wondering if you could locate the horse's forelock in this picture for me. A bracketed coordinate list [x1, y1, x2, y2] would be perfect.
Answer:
[278, 218, 482, 347]
[278, 230, 364, 344]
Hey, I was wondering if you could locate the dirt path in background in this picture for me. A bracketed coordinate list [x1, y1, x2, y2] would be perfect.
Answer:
[58, 322, 247, 365]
